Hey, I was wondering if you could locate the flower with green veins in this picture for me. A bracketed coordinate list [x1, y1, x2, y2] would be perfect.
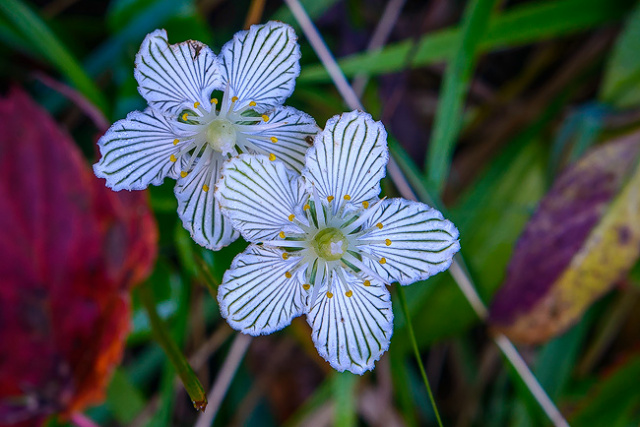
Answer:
[94, 22, 318, 250]
[214, 110, 460, 374]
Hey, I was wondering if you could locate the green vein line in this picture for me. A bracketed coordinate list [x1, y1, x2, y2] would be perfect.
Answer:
[397, 285, 443, 427]
[426, 0, 498, 195]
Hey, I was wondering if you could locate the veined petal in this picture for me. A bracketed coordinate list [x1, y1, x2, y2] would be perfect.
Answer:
[135, 29, 222, 117]
[220, 22, 300, 111]
[307, 269, 393, 375]
[94, 108, 188, 191]
[361, 199, 460, 285]
[303, 111, 388, 207]
[240, 106, 318, 173]
[175, 151, 238, 250]
[219, 245, 308, 335]
[216, 154, 307, 242]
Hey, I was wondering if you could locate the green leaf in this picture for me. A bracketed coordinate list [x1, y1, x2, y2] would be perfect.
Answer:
[426, 0, 498, 194]
[106, 369, 146, 424]
[0, 0, 108, 112]
[138, 283, 208, 411]
[332, 372, 357, 427]
[600, 2, 640, 108]
[299, 0, 632, 82]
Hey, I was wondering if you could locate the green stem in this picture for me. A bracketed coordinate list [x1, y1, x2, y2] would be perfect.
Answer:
[397, 286, 443, 427]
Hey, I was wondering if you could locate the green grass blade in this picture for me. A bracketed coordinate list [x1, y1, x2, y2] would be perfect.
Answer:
[299, 0, 631, 82]
[138, 283, 208, 412]
[0, 0, 108, 113]
[332, 372, 357, 427]
[426, 0, 497, 193]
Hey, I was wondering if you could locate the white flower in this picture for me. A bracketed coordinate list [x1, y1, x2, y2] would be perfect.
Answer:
[94, 22, 318, 250]
[214, 110, 460, 374]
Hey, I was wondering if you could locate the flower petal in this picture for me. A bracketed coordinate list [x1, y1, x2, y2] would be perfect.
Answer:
[135, 29, 222, 117]
[219, 245, 308, 335]
[303, 111, 388, 207]
[240, 106, 318, 173]
[216, 154, 307, 242]
[94, 108, 187, 190]
[361, 199, 460, 285]
[307, 269, 393, 374]
[175, 151, 238, 250]
[220, 22, 300, 111]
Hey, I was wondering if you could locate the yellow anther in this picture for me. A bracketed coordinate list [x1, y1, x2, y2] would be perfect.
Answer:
[362, 201, 369, 209]
[211, 98, 218, 104]
[303, 284, 311, 290]
[231, 96, 239, 102]
[282, 253, 290, 260]
[193, 102, 200, 109]
[173, 138, 179, 145]
[376, 222, 383, 229]
[182, 113, 188, 121]
[249, 101, 257, 107]
[279, 231, 286, 239]
[327, 195, 334, 202]
[261, 114, 269, 122]
[180, 171, 188, 178]
[170, 154, 177, 162]
[345, 290, 353, 298]
[343, 194, 351, 201]
[303, 204, 310, 210]
[203, 184, 209, 192]
[379, 257, 387, 264]
[363, 280, 371, 287]
[385, 239, 391, 246]
[285, 271, 292, 279]
[326, 292, 333, 299]
[269, 153, 276, 161]
[270, 136, 278, 143]
[288, 214, 295, 221]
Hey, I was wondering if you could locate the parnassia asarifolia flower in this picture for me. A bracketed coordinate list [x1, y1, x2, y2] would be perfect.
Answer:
[94, 22, 318, 250]
[214, 111, 460, 374]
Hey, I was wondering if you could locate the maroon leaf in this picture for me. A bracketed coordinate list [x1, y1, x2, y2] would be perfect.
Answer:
[0, 88, 157, 426]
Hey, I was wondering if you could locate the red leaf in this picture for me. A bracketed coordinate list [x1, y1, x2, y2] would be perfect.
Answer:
[0, 89, 157, 426]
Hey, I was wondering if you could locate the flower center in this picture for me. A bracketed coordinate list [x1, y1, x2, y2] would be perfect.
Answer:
[205, 119, 236, 155]
[313, 227, 348, 261]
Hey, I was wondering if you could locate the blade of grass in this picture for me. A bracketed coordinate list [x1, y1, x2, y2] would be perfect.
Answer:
[397, 286, 444, 427]
[298, 0, 631, 82]
[426, 0, 497, 194]
[0, 0, 108, 113]
[333, 372, 358, 427]
[138, 283, 208, 412]
[284, 2, 569, 425]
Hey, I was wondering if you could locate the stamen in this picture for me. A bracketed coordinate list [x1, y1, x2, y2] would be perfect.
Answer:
[182, 113, 188, 121]
[327, 196, 334, 202]
[285, 271, 292, 279]
[303, 204, 310, 210]
[279, 231, 286, 239]
[385, 239, 391, 246]
[193, 102, 200, 109]
[376, 223, 383, 229]
[362, 201, 369, 208]
[180, 171, 188, 178]
[379, 257, 387, 264]
[231, 96, 239, 102]
[261, 114, 269, 122]
[345, 290, 353, 297]
[303, 284, 311, 290]
[363, 280, 371, 287]
[326, 292, 333, 299]
[173, 139, 179, 146]
[344, 195, 351, 201]
[170, 154, 177, 162]
[288, 214, 295, 221]
[270, 137, 278, 143]
[211, 98, 218, 104]
[249, 101, 257, 107]
[269, 153, 276, 161]
[203, 184, 209, 192]
[282, 253, 290, 260]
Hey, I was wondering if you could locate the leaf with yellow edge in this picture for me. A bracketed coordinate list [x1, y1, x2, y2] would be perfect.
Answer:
[489, 131, 640, 344]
